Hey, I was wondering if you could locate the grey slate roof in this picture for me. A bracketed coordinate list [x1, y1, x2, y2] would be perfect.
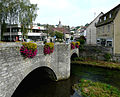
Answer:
[96, 4, 120, 27]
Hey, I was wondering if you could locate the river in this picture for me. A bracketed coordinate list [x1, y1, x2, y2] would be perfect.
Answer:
[12, 64, 120, 97]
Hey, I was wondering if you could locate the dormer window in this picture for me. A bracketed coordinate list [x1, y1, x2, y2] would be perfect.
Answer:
[109, 14, 112, 18]
[104, 16, 106, 20]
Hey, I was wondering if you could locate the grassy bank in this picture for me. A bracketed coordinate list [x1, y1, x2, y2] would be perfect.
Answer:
[72, 79, 120, 97]
[71, 59, 120, 70]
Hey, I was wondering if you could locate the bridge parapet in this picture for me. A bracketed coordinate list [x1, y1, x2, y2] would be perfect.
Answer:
[0, 42, 79, 97]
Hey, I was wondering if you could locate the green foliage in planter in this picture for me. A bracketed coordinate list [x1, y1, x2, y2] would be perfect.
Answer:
[73, 79, 120, 97]
[76, 41, 80, 45]
[71, 42, 76, 46]
[104, 53, 112, 61]
[22, 42, 37, 51]
[44, 42, 54, 54]
[20, 42, 37, 58]
[45, 42, 54, 50]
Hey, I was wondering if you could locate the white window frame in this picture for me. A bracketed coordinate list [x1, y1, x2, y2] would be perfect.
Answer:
[104, 16, 106, 20]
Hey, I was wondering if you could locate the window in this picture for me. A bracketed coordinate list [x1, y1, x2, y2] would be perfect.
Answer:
[104, 16, 106, 20]
[12, 28, 17, 32]
[108, 25, 110, 32]
[107, 40, 112, 47]
[109, 14, 112, 18]
[100, 19, 101, 22]
[97, 39, 100, 44]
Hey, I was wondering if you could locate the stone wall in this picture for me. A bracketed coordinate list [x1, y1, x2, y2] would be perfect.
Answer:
[0, 42, 72, 97]
[79, 45, 120, 62]
[79, 45, 113, 60]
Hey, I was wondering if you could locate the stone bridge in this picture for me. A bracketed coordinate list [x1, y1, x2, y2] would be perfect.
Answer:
[0, 42, 79, 97]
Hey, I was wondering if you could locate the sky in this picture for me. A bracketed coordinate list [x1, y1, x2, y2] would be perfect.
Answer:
[30, 0, 120, 27]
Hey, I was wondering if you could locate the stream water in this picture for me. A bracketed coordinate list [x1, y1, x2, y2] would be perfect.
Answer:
[12, 64, 120, 97]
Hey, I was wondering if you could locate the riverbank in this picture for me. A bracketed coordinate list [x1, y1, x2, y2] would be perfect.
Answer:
[71, 59, 120, 70]
[72, 79, 120, 97]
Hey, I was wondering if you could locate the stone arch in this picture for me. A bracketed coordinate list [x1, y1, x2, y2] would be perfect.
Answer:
[36, 66, 57, 81]
[71, 53, 79, 61]
[11, 66, 57, 97]
[71, 48, 79, 59]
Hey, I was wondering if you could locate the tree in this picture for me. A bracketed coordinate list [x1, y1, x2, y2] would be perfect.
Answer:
[0, 0, 38, 41]
[1, 20, 7, 40]
[6, 0, 20, 41]
[45, 24, 55, 38]
[77, 36, 86, 45]
[0, 0, 8, 41]
[55, 31, 64, 39]
[19, 1, 38, 39]
[49, 32, 55, 37]
[80, 35, 86, 41]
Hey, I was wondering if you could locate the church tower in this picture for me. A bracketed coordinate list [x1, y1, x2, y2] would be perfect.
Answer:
[58, 20, 62, 28]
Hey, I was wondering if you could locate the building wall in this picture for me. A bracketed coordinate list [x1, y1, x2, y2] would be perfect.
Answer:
[96, 23, 114, 39]
[86, 22, 97, 45]
[114, 10, 120, 54]
[96, 22, 114, 48]
[86, 13, 103, 45]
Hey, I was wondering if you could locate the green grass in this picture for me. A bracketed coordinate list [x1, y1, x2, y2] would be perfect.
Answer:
[71, 58, 120, 70]
[73, 79, 120, 97]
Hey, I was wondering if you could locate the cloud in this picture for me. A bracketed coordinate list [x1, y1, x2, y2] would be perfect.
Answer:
[30, 0, 72, 10]
[30, 0, 120, 26]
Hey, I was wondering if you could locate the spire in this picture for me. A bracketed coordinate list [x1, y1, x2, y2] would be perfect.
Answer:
[58, 19, 62, 28]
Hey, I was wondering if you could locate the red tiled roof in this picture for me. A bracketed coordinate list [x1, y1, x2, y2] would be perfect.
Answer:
[52, 28, 69, 34]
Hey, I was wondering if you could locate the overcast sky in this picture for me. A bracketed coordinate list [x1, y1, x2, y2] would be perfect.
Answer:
[30, 0, 120, 27]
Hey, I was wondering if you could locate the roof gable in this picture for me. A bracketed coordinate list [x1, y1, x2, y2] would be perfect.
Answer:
[96, 4, 120, 27]
[87, 12, 104, 28]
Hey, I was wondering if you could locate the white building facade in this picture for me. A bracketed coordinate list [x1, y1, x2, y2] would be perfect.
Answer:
[86, 12, 104, 45]
[3, 24, 47, 41]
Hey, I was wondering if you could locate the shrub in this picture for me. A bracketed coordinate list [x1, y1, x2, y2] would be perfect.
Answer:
[78, 39, 85, 45]
[55, 31, 64, 39]
[104, 53, 112, 61]
[73, 79, 120, 97]
[72, 57, 85, 61]
[76, 36, 86, 45]
[44, 42, 54, 55]
[20, 42, 37, 58]
[70, 36, 73, 40]
[80, 35, 86, 41]
[79, 45, 84, 51]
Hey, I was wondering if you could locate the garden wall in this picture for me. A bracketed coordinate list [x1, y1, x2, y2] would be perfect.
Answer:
[79, 45, 120, 62]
